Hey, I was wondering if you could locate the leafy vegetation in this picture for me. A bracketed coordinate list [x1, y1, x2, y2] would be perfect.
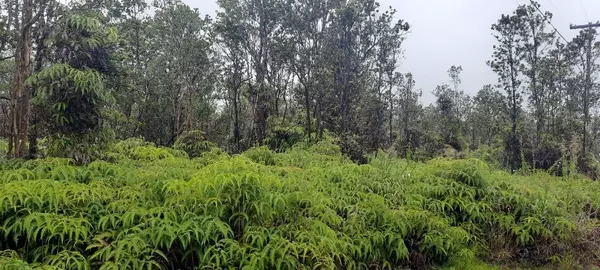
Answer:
[0, 138, 599, 269]
[173, 130, 217, 158]
[2, 0, 599, 178]
[2, 0, 600, 268]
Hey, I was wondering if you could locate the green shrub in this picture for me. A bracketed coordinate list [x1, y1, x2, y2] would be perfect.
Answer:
[43, 128, 115, 164]
[243, 146, 276, 166]
[110, 138, 188, 161]
[195, 147, 230, 166]
[468, 144, 503, 169]
[173, 130, 216, 158]
[264, 126, 304, 152]
[307, 140, 342, 156]
[128, 145, 182, 161]
[111, 137, 153, 154]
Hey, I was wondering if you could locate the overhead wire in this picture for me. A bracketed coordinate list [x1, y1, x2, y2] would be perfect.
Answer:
[544, 0, 563, 18]
[528, 0, 585, 73]
[529, 0, 568, 44]
[579, 0, 590, 23]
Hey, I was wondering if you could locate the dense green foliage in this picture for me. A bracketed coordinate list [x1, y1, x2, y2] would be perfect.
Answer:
[0, 138, 599, 269]
[26, 14, 117, 135]
[173, 130, 217, 158]
[2, 0, 600, 268]
[2, 0, 600, 176]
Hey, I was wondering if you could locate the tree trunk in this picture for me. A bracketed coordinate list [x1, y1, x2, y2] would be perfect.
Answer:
[388, 82, 394, 144]
[27, 5, 49, 158]
[507, 43, 521, 173]
[254, 0, 269, 145]
[316, 90, 324, 140]
[9, 0, 35, 158]
[233, 86, 241, 152]
[303, 82, 311, 137]
[282, 80, 289, 126]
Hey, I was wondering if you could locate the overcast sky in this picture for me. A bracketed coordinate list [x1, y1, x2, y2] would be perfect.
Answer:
[184, 0, 600, 104]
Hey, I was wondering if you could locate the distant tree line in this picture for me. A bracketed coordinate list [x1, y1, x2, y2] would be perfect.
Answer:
[1, 0, 599, 176]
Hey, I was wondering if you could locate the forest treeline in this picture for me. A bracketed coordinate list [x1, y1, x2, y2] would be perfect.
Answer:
[1, 0, 600, 176]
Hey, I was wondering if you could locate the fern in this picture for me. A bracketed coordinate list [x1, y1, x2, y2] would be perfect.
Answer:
[44, 250, 90, 270]
[2, 140, 600, 268]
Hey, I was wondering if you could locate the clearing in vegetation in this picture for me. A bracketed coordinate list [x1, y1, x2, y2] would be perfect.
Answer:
[0, 139, 599, 269]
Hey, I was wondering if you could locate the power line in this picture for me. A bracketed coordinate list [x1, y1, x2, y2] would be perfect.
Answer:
[528, 0, 585, 73]
[579, 0, 590, 23]
[544, 0, 563, 18]
[529, 1, 569, 44]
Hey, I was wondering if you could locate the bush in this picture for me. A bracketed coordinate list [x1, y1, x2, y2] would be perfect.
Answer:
[173, 130, 216, 158]
[264, 126, 304, 152]
[43, 129, 115, 165]
[393, 129, 443, 161]
[243, 146, 276, 166]
[307, 140, 342, 156]
[111, 137, 152, 154]
[339, 133, 368, 164]
[109, 137, 188, 161]
[468, 144, 503, 169]
[195, 147, 230, 166]
[128, 145, 178, 160]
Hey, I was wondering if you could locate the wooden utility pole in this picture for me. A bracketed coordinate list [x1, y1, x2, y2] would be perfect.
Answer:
[570, 22, 599, 159]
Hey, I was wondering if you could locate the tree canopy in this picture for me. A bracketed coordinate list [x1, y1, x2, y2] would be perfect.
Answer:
[1, 0, 600, 173]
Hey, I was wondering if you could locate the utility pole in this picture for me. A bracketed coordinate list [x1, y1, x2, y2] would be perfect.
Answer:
[570, 22, 599, 159]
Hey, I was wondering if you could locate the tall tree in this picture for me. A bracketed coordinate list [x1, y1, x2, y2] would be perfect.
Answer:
[108, 0, 149, 139]
[432, 65, 470, 151]
[538, 40, 574, 143]
[285, 0, 334, 138]
[132, 1, 215, 145]
[471, 84, 507, 147]
[326, 0, 409, 158]
[25, 12, 118, 162]
[517, 1, 554, 152]
[244, 0, 281, 144]
[7, 0, 47, 157]
[569, 28, 600, 160]
[216, 0, 251, 151]
[396, 72, 422, 149]
[489, 12, 525, 172]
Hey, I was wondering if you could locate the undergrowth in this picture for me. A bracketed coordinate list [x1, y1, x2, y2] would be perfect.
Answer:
[0, 139, 7, 158]
[0, 138, 599, 269]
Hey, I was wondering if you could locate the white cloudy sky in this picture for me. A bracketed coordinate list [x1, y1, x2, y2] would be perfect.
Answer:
[184, 0, 600, 103]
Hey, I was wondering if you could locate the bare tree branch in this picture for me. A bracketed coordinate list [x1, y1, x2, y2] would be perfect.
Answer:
[21, 0, 47, 34]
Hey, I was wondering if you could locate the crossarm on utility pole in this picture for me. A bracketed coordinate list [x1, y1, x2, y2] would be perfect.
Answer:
[570, 22, 600, 30]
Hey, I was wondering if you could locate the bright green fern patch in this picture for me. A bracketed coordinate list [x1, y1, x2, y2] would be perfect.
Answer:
[0, 140, 598, 269]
